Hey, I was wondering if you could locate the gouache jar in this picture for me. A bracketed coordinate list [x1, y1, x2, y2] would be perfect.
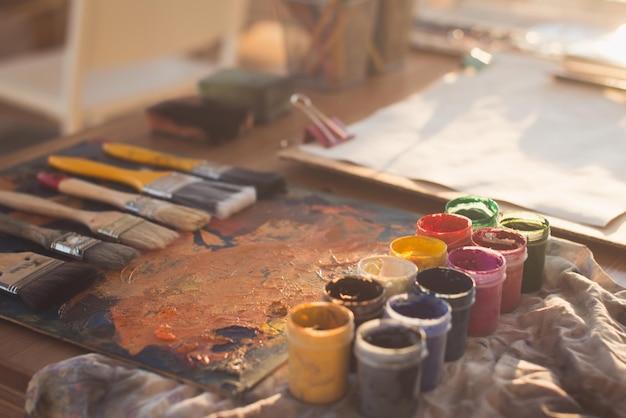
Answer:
[286, 302, 355, 404]
[324, 276, 385, 327]
[354, 319, 428, 418]
[415, 212, 473, 250]
[384, 293, 451, 391]
[357, 254, 418, 299]
[389, 235, 448, 270]
[413, 267, 475, 362]
[445, 196, 499, 230]
[498, 211, 550, 294]
[471, 227, 528, 313]
[447, 246, 507, 337]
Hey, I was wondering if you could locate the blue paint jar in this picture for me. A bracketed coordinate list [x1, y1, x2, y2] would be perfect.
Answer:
[384, 293, 451, 391]
[354, 318, 428, 418]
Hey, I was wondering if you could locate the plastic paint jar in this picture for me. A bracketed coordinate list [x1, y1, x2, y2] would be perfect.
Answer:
[498, 211, 550, 294]
[471, 227, 528, 313]
[445, 196, 499, 230]
[357, 255, 418, 299]
[389, 235, 448, 270]
[286, 301, 354, 404]
[413, 267, 475, 362]
[415, 212, 473, 250]
[324, 276, 385, 327]
[384, 293, 451, 392]
[447, 246, 507, 337]
[354, 318, 428, 418]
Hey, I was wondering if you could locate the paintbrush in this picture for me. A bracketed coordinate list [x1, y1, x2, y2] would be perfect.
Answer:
[101, 142, 286, 198]
[0, 190, 179, 250]
[0, 251, 102, 311]
[0, 212, 139, 270]
[37, 173, 211, 231]
[47, 155, 256, 219]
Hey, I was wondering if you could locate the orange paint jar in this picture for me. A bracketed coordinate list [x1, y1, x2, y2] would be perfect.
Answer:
[286, 302, 354, 404]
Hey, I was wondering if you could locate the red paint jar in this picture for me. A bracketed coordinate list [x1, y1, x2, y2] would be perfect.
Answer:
[416, 213, 473, 251]
[471, 227, 527, 313]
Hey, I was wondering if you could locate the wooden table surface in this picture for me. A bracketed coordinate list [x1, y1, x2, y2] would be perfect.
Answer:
[1, 50, 625, 416]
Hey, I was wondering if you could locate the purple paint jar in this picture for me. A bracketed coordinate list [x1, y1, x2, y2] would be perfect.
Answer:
[354, 318, 428, 418]
[413, 267, 475, 362]
[415, 212, 473, 250]
[471, 227, 527, 313]
[447, 246, 506, 337]
[384, 293, 451, 391]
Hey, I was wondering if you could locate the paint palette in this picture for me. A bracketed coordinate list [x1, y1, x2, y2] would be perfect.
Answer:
[0, 140, 419, 394]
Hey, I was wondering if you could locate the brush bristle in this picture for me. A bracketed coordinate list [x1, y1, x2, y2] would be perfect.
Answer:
[170, 181, 256, 219]
[18, 261, 102, 311]
[147, 201, 211, 231]
[118, 219, 180, 250]
[219, 168, 286, 199]
[83, 241, 140, 270]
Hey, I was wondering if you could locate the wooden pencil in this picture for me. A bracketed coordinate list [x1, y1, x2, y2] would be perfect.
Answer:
[0, 190, 179, 250]
[101, 142, 286, 199]
[47, 155, 256, 219]
[0, 212, 139, 270]
[0, 251, 102, 311]
[37, 172, 211, 231]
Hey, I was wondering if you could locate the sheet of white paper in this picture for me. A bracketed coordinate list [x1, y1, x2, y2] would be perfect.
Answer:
[299, 53, 626, 227]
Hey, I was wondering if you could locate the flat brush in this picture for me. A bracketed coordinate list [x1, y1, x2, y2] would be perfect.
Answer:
[102, 142, 286, 198]
[0, 190, 179, 250]
[0, 212, 139, 270]
[47, 155, 256, 219]
[37, 173, 211, 231]
[0, 251, 101, 311]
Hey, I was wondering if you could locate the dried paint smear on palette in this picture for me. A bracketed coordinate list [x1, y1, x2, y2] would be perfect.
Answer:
[0, 143, 418, 394]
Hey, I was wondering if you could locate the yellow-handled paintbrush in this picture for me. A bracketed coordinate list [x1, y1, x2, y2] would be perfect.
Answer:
[0, 190, 179, 250]
[101, 142, 286, 198]
[48, 155, 256, 219]
[37, 173, 211, 231]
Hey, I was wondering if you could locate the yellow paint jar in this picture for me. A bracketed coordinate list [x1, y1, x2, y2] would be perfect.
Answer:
[286, 301, 355, 404]
[389, 235, 448, 270]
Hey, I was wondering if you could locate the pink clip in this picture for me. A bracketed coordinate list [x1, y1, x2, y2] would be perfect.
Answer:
[291, 94, 353, 148]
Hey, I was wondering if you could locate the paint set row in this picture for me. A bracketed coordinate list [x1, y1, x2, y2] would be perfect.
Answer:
[283, 196, 552, 417]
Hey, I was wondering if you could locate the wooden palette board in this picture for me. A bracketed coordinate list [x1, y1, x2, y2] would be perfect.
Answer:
[0, 140, 421, 395]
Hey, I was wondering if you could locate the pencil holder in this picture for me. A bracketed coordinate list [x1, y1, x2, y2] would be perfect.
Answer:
[371, 0, 414, 73]
[277, 0, 379, 90]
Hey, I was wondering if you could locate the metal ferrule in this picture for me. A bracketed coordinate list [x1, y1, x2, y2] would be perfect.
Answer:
[190, 161, 230, 180]
[97, 214, 145, 240]
[125, 195, 160, 219]
[143, 172, 202, 199]
[50, 232, 101, 259]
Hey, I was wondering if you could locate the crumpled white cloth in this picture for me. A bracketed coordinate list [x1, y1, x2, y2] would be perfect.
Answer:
[298, 52, 626, 228]
[25, 237, 626, 418]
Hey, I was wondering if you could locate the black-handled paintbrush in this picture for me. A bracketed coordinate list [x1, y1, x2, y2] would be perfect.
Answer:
[47, 155, 256, 219]
[0, 251, 102, 311]
[0, 190, 179, 251]
[37, 172, 211, 231]
[0, 212, 139, 270]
